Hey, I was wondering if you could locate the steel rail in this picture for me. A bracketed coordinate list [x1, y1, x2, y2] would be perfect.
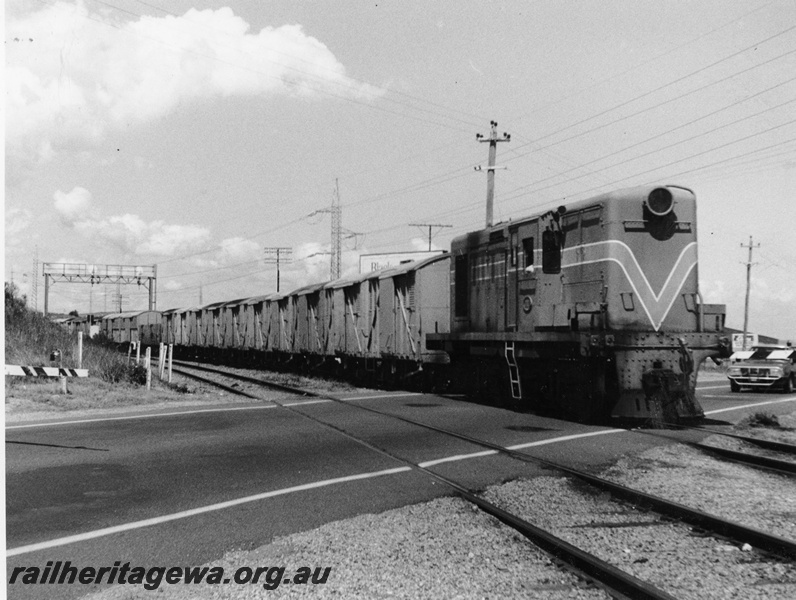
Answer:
[170, 367, 263, 400]
[171, 360, 316, 396]
[170, 362, 676, 599]
[172, 362, 796, 559]
[661, 422, 796, 454]
[693, 443, 796, 476]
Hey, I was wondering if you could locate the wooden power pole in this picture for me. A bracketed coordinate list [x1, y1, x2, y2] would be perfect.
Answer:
[476, 121, 510, 227]
[740, 236, 760, 350]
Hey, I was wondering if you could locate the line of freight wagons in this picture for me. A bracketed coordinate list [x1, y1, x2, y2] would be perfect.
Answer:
[103, 254, 452, 383]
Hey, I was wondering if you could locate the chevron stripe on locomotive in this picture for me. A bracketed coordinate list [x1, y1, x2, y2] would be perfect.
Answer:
[139, 184, 729, 425]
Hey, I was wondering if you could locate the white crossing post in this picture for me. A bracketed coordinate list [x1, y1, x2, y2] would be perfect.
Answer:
[77, 332, 83, 369]
[168, 344, 173, 383]
[158, 343, 165, 379]
[136, 342, 141, 365]
[145, 346, 152, 391]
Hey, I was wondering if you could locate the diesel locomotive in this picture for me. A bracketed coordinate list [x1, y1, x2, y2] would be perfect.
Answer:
[428, 184, 730, 422]
[102, 184, 730, 424]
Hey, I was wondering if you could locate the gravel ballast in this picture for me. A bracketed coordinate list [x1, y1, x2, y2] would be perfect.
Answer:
[77, 420, 796, 600]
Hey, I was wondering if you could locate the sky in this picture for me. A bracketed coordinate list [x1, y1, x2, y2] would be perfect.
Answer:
[4, 0, 795, 341]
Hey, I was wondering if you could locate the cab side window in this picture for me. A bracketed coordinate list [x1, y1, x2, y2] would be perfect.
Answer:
[542, 228, 561, 274]
[522, 237, 534, 268]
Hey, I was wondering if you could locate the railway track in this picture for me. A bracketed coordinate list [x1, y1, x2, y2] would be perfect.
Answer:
[170, 360, 796, 598]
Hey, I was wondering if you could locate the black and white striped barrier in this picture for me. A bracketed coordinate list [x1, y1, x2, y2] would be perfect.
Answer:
[5, 366, 89, 378]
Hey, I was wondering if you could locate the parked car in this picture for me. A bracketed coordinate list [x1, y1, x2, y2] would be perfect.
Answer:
[727, 345, 796, 393]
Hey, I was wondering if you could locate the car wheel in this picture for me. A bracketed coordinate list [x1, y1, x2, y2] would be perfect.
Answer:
[730, 380, 740, 393]
[784, 375, 794, 394]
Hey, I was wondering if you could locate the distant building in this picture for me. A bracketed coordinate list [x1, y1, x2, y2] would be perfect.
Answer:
[725, 327, 785, 351]
[359, 251, 444, 273]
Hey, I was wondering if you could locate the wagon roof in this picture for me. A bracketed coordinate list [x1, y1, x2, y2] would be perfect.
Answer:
[378, 252, 449, 279]
[291, 281, 328, 296]
[101, 310, 161, 320]
[241, 294, 275, 305]
[220, 297, 251, 308]
[323, 272, 369, 290]
[198, 300, 228, 311]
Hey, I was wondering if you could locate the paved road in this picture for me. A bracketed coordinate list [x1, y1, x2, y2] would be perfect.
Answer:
[6, 378, 795, 599]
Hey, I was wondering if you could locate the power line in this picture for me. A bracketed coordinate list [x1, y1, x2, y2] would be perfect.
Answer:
[509, 24, 796, 155]
[263, 247, 293, 293]
[408, 224, 452, 251]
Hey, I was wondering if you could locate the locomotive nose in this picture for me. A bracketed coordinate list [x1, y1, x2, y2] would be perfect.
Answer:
[646, 187, 675, 217]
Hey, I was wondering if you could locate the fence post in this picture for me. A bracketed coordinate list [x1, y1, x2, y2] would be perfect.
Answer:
[77, 332, 83, 369]
[136, 342, 141, 366]
[145, 347, 152, 391]
[58, 353, 67, 394]
[158, 342, 163, 381]
[168, 344, 173, 384]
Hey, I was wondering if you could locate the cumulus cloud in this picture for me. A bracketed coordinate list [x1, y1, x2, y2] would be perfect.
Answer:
[54, 187, 92, 224]
[73, 214, 210, 257]
[53, 187, 211, 257]
[6, 2, 381, 162]
[217, 237, 263, 263]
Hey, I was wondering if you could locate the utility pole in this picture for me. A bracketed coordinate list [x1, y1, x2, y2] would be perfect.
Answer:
[115, 282, 123, 313]
[476, 121, 510, 227]
[308, 180, 343, 279]
[331, 180, 342, 280]
[409, 223, 452, 251]
[264, 247, 293, 293]
[31, 246, 39, 311]
[741, 236, 760, 350]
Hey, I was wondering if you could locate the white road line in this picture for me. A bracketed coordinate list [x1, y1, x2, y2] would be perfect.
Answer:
[4, 404, 287, 430]
[7, 427, 631, 556]
[6, 467, 412, 557]
[420, 450, 498, 467]
[508, 428, 625, 450]
[13, 393, 795, 557]
[697, 384, 731, 391]
[6, 394, 419, 430]
[705, 396, 796, 415]
[338, 392, 423, 402]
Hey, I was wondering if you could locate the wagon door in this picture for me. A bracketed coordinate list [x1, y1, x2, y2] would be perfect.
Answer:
[379, 277, 396, 355]
[344, 286, 362, 354]
[394, 273, 418, 358]
[366, 278, 380, 355]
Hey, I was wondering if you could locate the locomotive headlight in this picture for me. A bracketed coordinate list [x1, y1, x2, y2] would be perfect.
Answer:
[646, 187, 675, 217]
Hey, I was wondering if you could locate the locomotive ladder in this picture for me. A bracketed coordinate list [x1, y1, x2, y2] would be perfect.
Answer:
[505, 341, 522, 400]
